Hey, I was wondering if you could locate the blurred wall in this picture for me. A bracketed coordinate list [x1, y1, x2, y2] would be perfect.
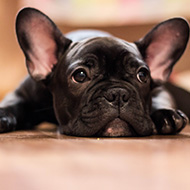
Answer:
[0, 1, 189, 100]
[0, 1, 27, 99]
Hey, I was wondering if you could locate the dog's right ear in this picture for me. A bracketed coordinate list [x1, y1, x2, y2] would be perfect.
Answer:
[135, 18, 189, 81]
[16, 8, 72, 81]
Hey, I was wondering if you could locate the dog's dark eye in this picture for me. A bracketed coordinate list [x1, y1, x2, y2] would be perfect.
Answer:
[137, 67, 150, 83]
[72, 69, 88, 83]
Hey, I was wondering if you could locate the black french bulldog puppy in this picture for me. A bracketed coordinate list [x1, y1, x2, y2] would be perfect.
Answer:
[0, 7, 189, 137]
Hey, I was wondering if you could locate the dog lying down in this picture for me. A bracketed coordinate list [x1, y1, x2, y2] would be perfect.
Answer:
[0, 7, 190, 137]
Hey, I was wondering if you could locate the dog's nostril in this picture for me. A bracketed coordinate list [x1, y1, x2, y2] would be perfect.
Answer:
[122, 94, 129, 102]
[105, 94, 116, 102]
[104, 88, 129, 104]
[110, 94, 116, 102]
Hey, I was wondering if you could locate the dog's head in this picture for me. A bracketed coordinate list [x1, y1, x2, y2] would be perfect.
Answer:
[16, 8, 189, 137]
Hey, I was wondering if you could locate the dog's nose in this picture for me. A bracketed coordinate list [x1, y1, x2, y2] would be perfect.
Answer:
[104, 88, 129, 106]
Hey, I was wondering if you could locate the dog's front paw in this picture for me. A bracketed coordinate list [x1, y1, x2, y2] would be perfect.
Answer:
[0, 109, 17, 133]
[151, 109, 188, 135]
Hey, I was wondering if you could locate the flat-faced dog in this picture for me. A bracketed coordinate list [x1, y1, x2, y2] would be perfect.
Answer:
[0, 7, 190, 137]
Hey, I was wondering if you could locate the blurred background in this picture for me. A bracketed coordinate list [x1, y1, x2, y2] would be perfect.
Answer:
[0, 0, 190, 99]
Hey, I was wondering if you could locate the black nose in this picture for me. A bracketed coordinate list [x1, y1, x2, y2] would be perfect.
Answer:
[104, 88, 129, 106]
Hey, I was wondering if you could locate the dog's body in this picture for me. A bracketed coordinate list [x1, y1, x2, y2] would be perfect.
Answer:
[0, 8, 190, 137]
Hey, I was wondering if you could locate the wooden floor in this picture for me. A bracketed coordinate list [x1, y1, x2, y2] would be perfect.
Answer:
[0, 125, 190, 190]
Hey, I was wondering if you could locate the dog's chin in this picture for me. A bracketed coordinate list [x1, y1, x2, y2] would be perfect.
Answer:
[95, 118, 136, 137]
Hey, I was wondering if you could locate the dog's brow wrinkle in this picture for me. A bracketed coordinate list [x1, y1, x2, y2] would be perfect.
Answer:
[71, 59, 83, 66]
[67, 60, 83, 71]
[69, 42, 78, 49]
[117, 39, 141, 56]
[83, 55, 98, 66]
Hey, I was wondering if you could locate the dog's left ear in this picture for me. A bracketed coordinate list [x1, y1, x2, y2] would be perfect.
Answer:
[135, 18, 189, 81]
[16, 8, 72, 81]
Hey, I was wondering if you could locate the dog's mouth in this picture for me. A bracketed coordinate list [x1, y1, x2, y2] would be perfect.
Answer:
[95, 118, 136, 137]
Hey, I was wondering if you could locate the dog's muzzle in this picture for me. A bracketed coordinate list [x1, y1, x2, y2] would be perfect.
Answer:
[93, 87, 136, 137]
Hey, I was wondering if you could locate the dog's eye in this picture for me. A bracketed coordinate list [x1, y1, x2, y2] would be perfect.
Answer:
[72, 69, 88, 83]
[137, 67, 150, 83]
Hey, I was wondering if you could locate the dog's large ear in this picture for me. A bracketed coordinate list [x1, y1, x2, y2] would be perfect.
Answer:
[135, 18, 189, 81]
[16, 8, 72, 81]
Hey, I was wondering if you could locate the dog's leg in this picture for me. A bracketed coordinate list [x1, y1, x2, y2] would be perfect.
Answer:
[164, 82, 190, 117]
[151, 85, 188, 135]
[0, 77, 57, 132]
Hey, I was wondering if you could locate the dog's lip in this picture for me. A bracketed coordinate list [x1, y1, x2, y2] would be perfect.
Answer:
[95, 118, 137, 137]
